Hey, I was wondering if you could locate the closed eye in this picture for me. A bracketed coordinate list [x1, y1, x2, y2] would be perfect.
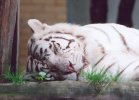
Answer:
[45, 54, 50, 56]
[42, 54, 50, 60]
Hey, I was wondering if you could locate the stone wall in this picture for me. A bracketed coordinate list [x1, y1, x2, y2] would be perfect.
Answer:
[20, 0, 67, 69]
[0, 81, 139, 100]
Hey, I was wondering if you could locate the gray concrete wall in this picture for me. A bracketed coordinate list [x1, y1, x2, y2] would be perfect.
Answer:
[107, 0, 121, 23]
[67, 0, 139, 29]
[133, 0, 139, 29]
[0, 81, 139, 100]
[67, 0, 90, 25]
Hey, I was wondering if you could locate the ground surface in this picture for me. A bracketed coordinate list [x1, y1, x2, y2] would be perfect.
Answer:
[0, 81, 139, 100]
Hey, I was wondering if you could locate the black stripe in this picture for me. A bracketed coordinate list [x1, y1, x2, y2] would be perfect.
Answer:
[66, 39, 74, 49]
[111, 25, 130, 51]
[87, 26, 111, 43]
[51, 41, 58, 55]
[56, 43, 61, 49]
[103, 63, 115, 74]
[45, 36, 74, 42]
[33, 45, 39, 55]
[95, 40, 105, 54]
[29, 43, 33, 55]
[44, 49, 47, 53]
[45, 38, 50, 41]
[31, 38, 35, 43]
[53, 36, 75, 42]
[82, 55, 89, 68]
[111, 26, 139, 55]
[26, 60, 30, 72]
[82, 43, 89, 68]
[131, 50, 139, 56]
[134, 65, 139, 71]
[43, 36, 76, 50]
[117, 60, 136, 77]
[44, 36, 52, 41]
[40, 48, 43, 56]
[30, 57, 33, 72]
[117, 67, 127, 78]
[83, 43, 87, 60]
[48, 31, 72, 34]
[49, 44, 52, 49]
[94, 55, 106, 67]
[35, 62, 40, 72]
[40, 67, 44, 71]
[29, 38, 35, 55]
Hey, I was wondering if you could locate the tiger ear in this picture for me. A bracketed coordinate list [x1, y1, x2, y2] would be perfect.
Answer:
[27, 19, 49, 33]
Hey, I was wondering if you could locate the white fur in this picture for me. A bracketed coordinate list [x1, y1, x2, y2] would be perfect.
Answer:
[27, 19, 139, 81]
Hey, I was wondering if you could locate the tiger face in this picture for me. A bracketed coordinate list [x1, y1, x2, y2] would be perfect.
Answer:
[26, 19, 87, 80]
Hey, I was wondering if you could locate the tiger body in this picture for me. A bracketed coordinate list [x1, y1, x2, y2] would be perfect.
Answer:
[26, 19, 139, 81]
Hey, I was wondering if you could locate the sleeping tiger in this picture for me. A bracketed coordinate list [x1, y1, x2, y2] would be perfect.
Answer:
[26, 19, 139, 81]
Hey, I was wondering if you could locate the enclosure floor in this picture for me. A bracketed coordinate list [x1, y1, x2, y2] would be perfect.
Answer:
[0, 81, 139, 100]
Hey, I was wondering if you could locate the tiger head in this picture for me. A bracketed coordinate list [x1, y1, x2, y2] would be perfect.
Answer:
[26, 19, 88, 80]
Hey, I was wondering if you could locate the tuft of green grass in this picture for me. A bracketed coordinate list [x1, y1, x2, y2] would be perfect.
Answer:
[4, 68, 25, 85]
[82, 68, 120, 95]
[83, 69, 109, 84]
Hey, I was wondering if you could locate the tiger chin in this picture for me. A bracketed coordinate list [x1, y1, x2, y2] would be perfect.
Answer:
[25, 19, 139, 82]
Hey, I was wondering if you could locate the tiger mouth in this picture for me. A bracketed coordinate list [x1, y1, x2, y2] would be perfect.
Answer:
[67, 61, 75, 72]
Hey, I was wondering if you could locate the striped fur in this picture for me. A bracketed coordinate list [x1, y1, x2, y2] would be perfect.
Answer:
[26, 19, 139, 81]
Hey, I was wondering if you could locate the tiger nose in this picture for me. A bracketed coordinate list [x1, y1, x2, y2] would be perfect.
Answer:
[67, 61, 75, 72]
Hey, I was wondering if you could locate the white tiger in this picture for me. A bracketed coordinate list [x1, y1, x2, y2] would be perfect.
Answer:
[26, 19, 139, 81]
